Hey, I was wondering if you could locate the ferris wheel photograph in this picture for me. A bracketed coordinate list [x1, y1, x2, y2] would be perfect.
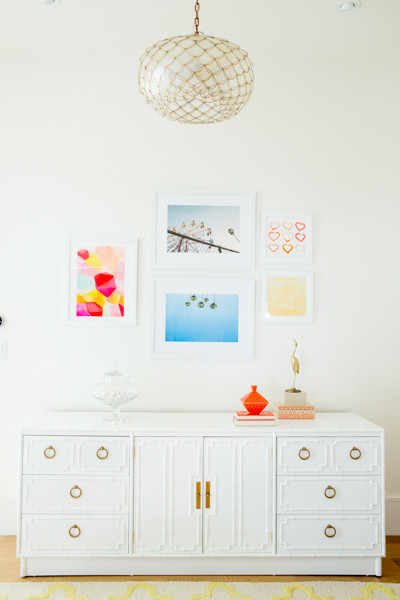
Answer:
[167, 204, 240, 255]
[153, 191, 255, 270]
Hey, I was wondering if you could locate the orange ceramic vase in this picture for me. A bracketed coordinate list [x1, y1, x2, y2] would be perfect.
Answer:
[240, 385, 268, 415]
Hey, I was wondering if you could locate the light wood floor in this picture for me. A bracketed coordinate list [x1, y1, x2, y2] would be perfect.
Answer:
[1, 536, 400, 583]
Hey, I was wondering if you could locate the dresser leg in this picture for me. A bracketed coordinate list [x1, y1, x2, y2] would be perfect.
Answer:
[20, 558, 27, 578]
[374, 558, 382, 577]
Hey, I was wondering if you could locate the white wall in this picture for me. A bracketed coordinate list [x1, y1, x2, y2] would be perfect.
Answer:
[1, 0, 400, 534]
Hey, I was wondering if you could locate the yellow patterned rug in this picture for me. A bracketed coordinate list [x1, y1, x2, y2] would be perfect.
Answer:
[0, 582, 400, 600]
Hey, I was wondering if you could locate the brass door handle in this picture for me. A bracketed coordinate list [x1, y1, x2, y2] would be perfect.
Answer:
[70, 485, 82, 499]
[324, 485, 336, 499]
[205, 481, 211, 509]
[196, 481, 201, 509]
[324, 524, 336, 538]
[350, 447, 361, 460]
[44, 446, 56, 459]
[96, 446, 108, 460]
[298, 447, 310, 460]
[69, 524, 81, 538]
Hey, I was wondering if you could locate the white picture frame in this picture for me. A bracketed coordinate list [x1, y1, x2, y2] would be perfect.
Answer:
[260, 212, 313, 264]
[152, 278, 255, 359]
[153, 190, 255, 270]
[261, 271, 313, 323]
[65, 237, 138, 326]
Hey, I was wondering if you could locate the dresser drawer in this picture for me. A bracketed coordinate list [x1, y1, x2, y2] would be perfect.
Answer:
[277, 476, 381, 514]
[20, 514, 129, 555]
[331, 438, 381, 473]
[23, 436, 130, 474]
[22, 475, 130, 514]
[277, 515, 382, 555]
[277, 437, 381, 475]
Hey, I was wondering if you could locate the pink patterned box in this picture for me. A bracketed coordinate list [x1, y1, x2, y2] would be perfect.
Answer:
[275, 403, 315, 419]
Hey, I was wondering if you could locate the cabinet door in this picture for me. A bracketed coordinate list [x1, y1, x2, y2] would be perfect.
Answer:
[134, 437, 203, 554]
[203, 437, 273, 554]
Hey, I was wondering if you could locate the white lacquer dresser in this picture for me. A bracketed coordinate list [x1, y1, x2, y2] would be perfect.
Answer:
[17, 411, 385, 577]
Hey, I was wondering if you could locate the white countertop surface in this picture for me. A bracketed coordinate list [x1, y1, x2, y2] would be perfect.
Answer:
[20, 411, 383, 436]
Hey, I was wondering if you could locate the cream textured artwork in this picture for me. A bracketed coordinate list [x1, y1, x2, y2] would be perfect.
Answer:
[262, 272, 313, 323]
[268, 276, 307, 316]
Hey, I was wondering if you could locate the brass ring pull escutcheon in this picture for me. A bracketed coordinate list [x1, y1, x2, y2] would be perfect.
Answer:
[324, 485, 336, 499]
[298, 447, 310, 460]
[350, 447, 361, 460]
[69, 524, 81, 538]
[324, 524, 336, 538]
[96, 446, 108, 460]
[70, 485, 82, 499]
[43, 446, 56, 459]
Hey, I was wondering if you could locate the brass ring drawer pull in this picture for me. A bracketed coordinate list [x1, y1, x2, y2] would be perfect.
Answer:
[350, 447, 361, 460]
[324, 485, 336, 499]
[96, 446, 108, 460]
[298, 447, 310, 460]
[43, 446, 56, 459]
[324, 524, 336, 538]
[70, 485, 82, 499]
[69, 524, 81, 538]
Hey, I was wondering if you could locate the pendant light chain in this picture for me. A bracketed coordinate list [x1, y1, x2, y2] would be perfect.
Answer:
[194, 0, 200, 34]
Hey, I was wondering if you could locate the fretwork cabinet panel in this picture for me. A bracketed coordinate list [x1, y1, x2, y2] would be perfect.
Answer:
[203, 437, 273, 554]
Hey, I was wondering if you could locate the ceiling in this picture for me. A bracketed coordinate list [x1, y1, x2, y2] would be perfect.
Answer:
[1, 0, 399, 68]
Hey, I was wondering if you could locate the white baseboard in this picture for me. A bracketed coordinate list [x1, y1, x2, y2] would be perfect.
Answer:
[385, 496, 400, 534]
[0, 495, 17, 534]
[1, 495, 400, 535]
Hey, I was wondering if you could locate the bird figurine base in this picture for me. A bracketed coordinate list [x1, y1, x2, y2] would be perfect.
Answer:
[284, 390, 307, 406]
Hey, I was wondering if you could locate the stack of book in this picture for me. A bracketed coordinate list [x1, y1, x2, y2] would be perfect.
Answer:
[275, 403, 315, 419]
[233, 410, 276, 426]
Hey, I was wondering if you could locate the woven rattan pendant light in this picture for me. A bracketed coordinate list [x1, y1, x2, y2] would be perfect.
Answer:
[138, 1, 254, 124]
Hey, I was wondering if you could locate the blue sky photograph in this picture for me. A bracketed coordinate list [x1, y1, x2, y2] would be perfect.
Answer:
[167, 204, 240, 253]
[165, 293, 239, 343]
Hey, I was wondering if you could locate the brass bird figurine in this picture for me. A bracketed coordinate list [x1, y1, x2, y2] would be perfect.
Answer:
[291, 338, 300, 391]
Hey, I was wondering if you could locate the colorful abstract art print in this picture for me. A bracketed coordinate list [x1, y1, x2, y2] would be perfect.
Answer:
[66, 238, 137, 326]
[152, 279, 254, 358]
[261, 272, 313, 323]
[153, 190, 255, 270]
[260, 212, 313, 264]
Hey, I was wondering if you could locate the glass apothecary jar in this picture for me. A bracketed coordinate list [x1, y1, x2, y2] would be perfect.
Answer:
[93, 362, 138, 422]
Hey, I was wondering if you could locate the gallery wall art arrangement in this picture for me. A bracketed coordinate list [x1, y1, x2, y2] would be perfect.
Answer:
[65, 192, 314, 357]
